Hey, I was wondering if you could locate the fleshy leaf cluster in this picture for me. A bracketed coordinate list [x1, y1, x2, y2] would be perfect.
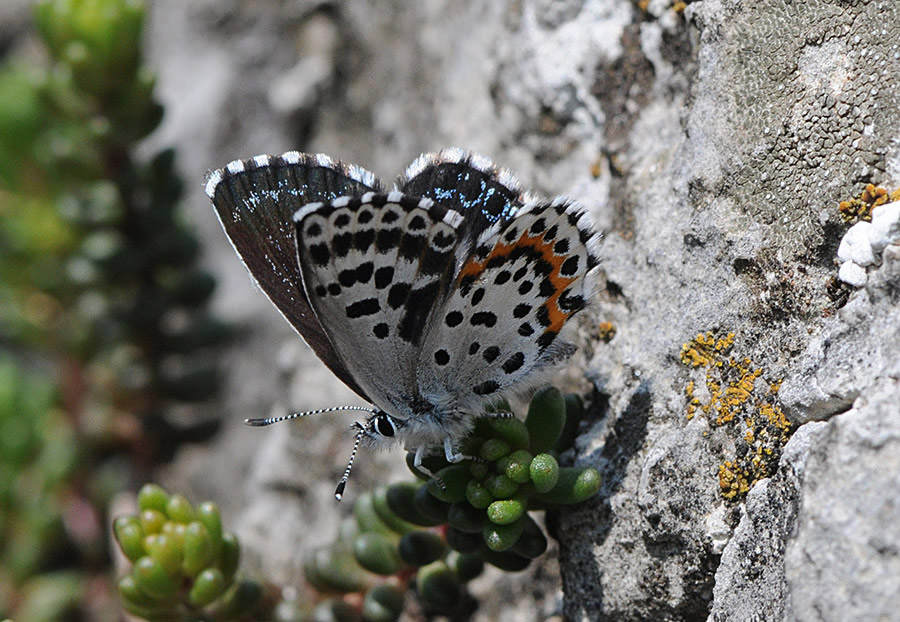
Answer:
[113, 484, 261, 621]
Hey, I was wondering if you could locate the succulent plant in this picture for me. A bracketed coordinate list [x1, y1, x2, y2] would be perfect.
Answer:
[113, 484, 262, 621]
[299, 388, 600, 620]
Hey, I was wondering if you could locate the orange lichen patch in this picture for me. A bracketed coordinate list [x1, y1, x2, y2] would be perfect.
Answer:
[679, 331, 735, 367]
[459, 228, 577, 334]
[838, 183, 895, 224]
[679, 331, 794, 500]
[597, 321, 617, 342]
[718, 461, 750, 498]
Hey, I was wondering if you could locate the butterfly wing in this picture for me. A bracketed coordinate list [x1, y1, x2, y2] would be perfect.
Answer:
[416, 197, 601, 409]
[205, 152, 384, 401]
[293, 192, 464, 417]
[399, 148, 532, 238]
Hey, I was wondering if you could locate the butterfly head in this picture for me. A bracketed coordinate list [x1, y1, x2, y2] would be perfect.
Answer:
[355, 409, 401, 447]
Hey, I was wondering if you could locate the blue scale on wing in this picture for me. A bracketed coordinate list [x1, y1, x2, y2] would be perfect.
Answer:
[295, 194, 463, 418]
[415, 198, 600, 409]
[400, 157, 526, 240]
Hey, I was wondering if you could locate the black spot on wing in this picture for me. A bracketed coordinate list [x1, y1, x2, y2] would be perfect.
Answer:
[375, 266, 394, 289]
[537, 330, 557, 350]
[560, 256, 579, 276]
[482, 346, 500, 363]
[420, 247, 453, 276]
[502, 352, 525, 374]
[376, 228, 402, 253]
[356, 261, 374, 284]
[472, 380, 500, 395]
[398, 279, 441, 344]
[471, 311, 497, 327]
[399, 233, 426, 261]
[333, 232, 352, 257]
[388, 283, 411, 309]
[559, 290, 585, 311]
[354, 228, 375, 252]
[338, 268, 357, 287]
[382, 209, 402, 224]
[539, 279, 555, 297]
[346, 298, 380, 319]
[309, 243, 331, 266]
[445, 310, 463, 327]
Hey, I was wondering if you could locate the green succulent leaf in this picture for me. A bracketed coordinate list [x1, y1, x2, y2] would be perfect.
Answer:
[362, 583, 405, 622]
[416, 561, 461, 614]
[486, 495, 527, 526]
[482, 516, 525, 552]
[398, 531, 447, 567]
[113, 516, 145, 562]
[525, 386, 567, 453]
[426, 464, 471, 503]
[529, 453, 560, 493]
[352, 532, 404, 576]
[385, 482, 443, 527]
[188, 567, 226, 608]
[533, 467, 602, 504]
[137, 483, 170, 514]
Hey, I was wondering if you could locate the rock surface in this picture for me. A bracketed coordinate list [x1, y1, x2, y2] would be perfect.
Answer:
[144, 0, 900, 620]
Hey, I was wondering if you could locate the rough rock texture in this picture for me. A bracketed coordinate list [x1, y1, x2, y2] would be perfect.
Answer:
[142, 0, 900, 620]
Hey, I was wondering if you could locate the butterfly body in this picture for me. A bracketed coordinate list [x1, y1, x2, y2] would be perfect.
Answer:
[206, 148, 600, 491]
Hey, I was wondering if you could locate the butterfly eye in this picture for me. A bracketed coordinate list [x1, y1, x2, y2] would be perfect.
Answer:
[373, 413, 396, 437]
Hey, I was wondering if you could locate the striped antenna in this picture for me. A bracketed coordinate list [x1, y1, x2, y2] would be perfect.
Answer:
[335, 425, 367, 501]
[244, 405, 375, 427]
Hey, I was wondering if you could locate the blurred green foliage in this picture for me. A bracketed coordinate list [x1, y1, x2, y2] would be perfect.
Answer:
[0, 0, 228, 620]
[113, 484, 264, 622]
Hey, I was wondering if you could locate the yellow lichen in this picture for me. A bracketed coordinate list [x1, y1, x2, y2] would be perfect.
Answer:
[680, 331, 794, 501]
[597, 322, 617, 342]
[838, 183, 894, 224]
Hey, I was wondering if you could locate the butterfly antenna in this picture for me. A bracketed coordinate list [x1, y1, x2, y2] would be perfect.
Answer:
[244, 405, 375, 427]
[334, 425, 366, 501]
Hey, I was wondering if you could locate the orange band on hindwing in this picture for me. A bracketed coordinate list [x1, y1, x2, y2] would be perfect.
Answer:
[458, 228, 577, 333]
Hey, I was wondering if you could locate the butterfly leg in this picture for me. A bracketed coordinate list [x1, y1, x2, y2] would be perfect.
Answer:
[413, 445, 448, 491]
[443, 436, 468, 463]
[482, 411, 515, 419]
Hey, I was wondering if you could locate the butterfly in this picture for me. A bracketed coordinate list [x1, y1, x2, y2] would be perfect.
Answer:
[205, 148, 601, 498]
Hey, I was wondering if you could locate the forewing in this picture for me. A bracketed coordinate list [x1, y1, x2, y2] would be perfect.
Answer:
[205, 152, 384, 400]
[416, 198, 601, 405]
[293, 192, 463, 416]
